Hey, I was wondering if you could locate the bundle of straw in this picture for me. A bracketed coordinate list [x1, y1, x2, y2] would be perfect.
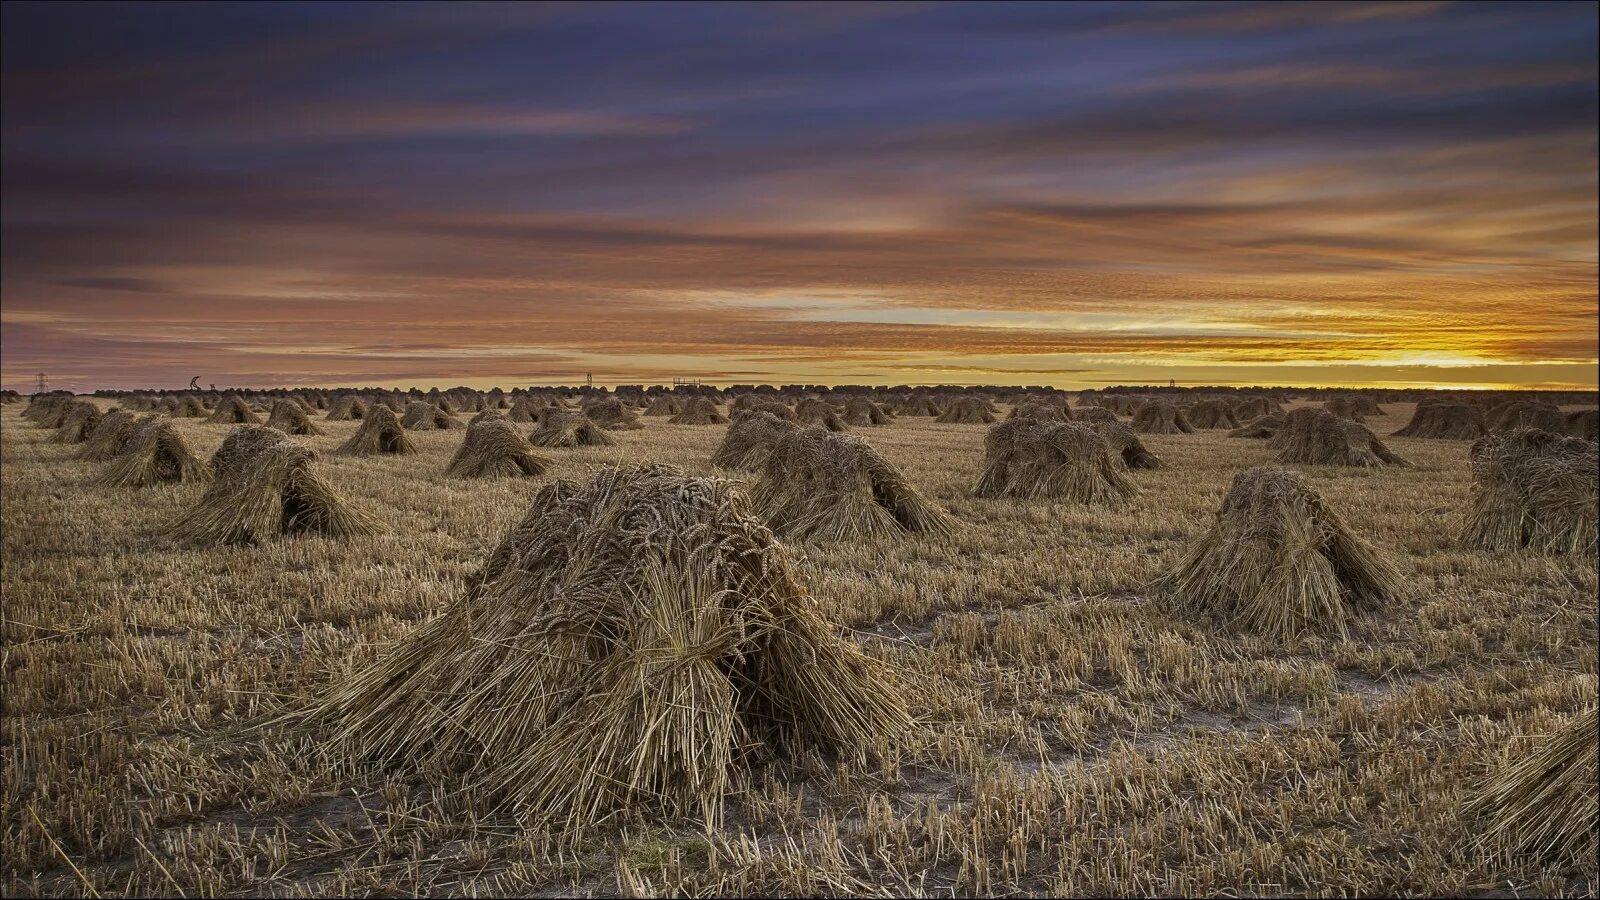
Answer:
[446, 417, 551, 478]
[1131, 400, 1194, 434]
[1186, 399, 1240, 430]
[1007, 399, 1072, 423]
[1462, 429, 1597, 557]
[1091, 420, 1163, 469]
[77, 409, 139, 460]
[305, 464, 909, 830]
[264, 399, 324, 435]
[752, 428, 954, 539]
[1276, 409, 1409, 467]
[975, 420, 1138, 501]
[934, 397, 994, 424]
[336, 405, 417, 456]
[172, 427, 376, 544]
[711, 411, 800, 471]
[584, 398, 645, 431]
[669, 397, 728, 425]
[841, 398, 893, 426]
[1392, 400, 1485, 439]
[50, 400, 103, 443]
[402, 401, 463, 430]
[1229, 413, 1284, 439]
[643, 395, 683, 417]
[98, 418, 211, 487]
[1152, 467, 1404, 640]
[1466, 706, 1597, 867]
[530, 410, 615, 448]
[796, 398, 849, 431]
[205, 394, 261, 425]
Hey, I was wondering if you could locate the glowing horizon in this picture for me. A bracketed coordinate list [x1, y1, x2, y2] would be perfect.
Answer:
[2, 2, 1596, 393]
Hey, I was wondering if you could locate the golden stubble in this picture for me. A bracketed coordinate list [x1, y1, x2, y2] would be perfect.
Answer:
[2, 399, 1595, 897]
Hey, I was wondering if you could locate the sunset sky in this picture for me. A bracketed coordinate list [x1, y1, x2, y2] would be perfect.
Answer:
[2, 1, 1596, 392]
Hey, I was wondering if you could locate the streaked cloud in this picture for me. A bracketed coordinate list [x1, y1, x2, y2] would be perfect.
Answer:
[0, 1, 1594, 391]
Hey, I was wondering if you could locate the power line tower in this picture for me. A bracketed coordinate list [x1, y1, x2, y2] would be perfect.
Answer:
[1168, 378, 1176, 388]
[586, 373, 593, 388]
[36, 372, 47, 392]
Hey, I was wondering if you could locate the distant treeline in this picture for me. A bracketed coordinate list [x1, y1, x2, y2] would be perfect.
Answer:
[22, 383, 1593, 408]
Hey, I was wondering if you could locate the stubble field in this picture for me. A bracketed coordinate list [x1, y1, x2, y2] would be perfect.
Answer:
[2, 399, 1595, 897]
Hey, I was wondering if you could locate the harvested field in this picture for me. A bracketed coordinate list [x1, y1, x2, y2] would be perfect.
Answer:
[2, 398, 1596, 898]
